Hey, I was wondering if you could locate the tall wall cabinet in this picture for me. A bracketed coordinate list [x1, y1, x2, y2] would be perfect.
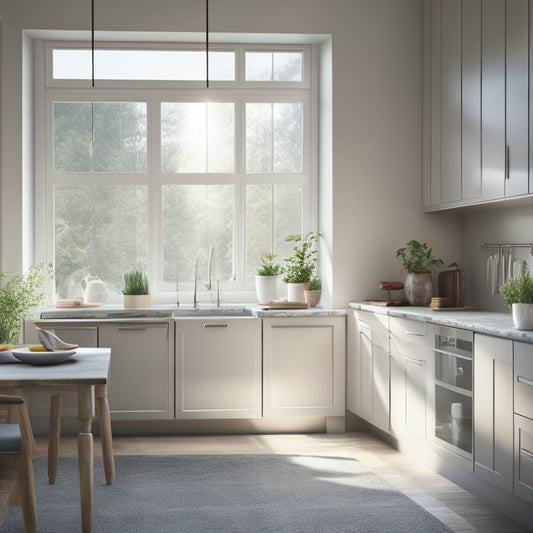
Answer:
[424, 0, 531, 210]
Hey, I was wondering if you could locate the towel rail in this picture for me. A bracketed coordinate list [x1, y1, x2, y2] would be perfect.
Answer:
[480, 243, 533, 255]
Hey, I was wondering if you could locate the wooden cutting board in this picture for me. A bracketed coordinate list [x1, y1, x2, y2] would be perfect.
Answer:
[365, 300, 409, 307]
[264, 301, 309, 309]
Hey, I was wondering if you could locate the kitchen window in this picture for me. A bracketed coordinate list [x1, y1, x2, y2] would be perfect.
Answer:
[36, 41, 315, 300]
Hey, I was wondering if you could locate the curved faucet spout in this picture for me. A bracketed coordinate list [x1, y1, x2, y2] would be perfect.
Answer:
[204, 245, 214, 291]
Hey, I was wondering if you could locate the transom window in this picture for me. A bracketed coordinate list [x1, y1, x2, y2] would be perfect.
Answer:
[37, 41, 314, 300]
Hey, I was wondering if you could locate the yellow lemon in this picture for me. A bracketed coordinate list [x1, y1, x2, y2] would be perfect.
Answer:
[28, 345, 48, 352]
[0, 344, 12, 351]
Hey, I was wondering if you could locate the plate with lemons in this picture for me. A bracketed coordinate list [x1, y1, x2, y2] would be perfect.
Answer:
[10, 345, 77, 365]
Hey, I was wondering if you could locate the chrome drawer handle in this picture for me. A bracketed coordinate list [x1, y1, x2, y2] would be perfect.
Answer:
[117, 327, 147, 331]
[517, 375, 533, 388]
[405, 330, 425, 337]
[521, 447, 533, 461]
[403, 355, 424, 367]
[204, 323, 227, 328]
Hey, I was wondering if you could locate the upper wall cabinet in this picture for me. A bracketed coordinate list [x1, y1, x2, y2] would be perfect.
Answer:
[423, 0, 530, 211]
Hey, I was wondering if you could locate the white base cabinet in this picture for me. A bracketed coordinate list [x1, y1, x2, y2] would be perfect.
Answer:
[175, 317, 262, 419]
[99, 322, 173, 420]
[263, 316, 345, 418]
[474, 334, 513, 492]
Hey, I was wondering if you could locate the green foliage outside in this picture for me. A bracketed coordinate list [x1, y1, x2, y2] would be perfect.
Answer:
[500, 261, 533, 308]
[0, 263, 53, 344]
[123, 270, 149, 295]
[283, 232, 321, 284]
[256, 253, 283, 276]
[396, 240, 444, 272]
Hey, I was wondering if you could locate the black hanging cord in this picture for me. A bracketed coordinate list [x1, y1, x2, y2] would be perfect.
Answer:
[91, 0, 95, 87]
[206, 0, 209, 88]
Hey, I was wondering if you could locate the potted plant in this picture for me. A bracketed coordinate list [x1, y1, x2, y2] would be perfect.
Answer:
[255, 253, 283, 304]
[0, 263, 52, 345]
[395, 240, 443, 306]
[304, 277, 322, 307]
[283, 232, 321, 302]
[499, 261, 533, 330]
[122, 270, 151, 309]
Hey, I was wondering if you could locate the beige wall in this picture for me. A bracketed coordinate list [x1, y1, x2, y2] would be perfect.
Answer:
[0, 0, 461, 306]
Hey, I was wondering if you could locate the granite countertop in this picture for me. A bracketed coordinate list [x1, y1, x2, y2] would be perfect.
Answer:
[349, 302, 533, 344]
[39, 305, 347, 321]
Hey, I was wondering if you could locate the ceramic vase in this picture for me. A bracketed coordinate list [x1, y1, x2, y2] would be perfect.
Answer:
[404, 270, 433, 307]
[287, 282, 310, 302]
[304, 290, 321, 307]
[255, 275, 278, 304]
[512, 303, 533, 330]
[123, 294, 152, 309]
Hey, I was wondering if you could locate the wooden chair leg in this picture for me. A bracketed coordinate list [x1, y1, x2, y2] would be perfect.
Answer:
[48, 394, 61, 484]
[95, 385, 115, 485]
[18, 451, 38, 533]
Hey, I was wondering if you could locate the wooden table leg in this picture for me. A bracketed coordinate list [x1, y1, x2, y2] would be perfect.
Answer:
[95, 384, 115, 485]
[48, 394, 61, 484]
[78, 386, 94, 533]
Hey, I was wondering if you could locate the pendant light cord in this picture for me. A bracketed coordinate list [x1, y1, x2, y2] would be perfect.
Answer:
[206, 0, 209, 88]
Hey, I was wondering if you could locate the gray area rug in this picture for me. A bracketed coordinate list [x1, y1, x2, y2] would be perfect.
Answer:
[2, 454, 452, 532]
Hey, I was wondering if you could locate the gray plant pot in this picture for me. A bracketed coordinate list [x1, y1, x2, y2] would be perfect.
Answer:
[404, 270, 433, 307]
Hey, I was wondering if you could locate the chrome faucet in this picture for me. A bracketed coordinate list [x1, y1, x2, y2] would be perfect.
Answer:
[193, 254, 200, 308]
[204, 245, 214, 291]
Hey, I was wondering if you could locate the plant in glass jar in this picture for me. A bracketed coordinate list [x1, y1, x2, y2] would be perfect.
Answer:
[0, 263, 52, 346]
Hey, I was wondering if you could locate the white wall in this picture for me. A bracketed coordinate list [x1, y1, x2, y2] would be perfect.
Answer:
[0, 0, 461, 306]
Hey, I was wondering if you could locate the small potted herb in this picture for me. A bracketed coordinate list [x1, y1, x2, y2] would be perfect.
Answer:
[395, 240, 443, 306]
[122, 270, 151, 309]
[304, 277, 322, 307]
[255, 253, 283, 304]
[499, 261, 533, 330]
[283, 232, 321, 302]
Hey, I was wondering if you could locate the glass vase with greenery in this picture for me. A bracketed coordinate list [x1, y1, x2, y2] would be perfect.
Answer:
[122, 270, 149, 295]
[0, 263, 52, 345]
[282, 232, 321, 284]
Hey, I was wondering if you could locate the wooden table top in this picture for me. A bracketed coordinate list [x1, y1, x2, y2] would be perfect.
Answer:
[0, 347, 110, 387]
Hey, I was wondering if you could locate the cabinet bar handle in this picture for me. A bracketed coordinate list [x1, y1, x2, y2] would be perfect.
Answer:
[505, 145, 510, 180]
[403, 355, 424, 367]
[521, 447, 533, 461]
[405, 330, 425, 338]
[203, 323, 227, 328]
[517, 375, 533, 388]
[116, 326, 148, 331]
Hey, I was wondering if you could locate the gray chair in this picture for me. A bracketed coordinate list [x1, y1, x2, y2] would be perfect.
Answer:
[0, 394, 38, 532]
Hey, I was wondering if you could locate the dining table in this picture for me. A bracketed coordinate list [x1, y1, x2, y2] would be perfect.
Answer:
[0, 347, 114, 533]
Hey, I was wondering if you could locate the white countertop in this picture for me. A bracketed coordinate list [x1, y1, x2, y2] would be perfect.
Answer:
[348, 302, 533, 344]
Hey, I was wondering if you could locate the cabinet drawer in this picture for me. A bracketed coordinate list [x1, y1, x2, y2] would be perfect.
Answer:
[355, 311, 388, 349]
[514, 341, 533, 420]
[389, 317, 429, 358]
[515, 414, 533, 504]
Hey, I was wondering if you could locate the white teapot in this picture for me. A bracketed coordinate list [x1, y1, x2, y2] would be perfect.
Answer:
[80, 276, 109, 304]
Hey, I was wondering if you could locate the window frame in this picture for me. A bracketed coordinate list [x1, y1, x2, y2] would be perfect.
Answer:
[35, 39, 316, 302]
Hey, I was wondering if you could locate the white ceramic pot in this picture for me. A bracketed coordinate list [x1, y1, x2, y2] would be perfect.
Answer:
[287, 282, 310, 303]
[304, 290, 321, 307]
[255, 275, 278, 304]
[123, 294, 152, 309]
[512, 303, 533, 330]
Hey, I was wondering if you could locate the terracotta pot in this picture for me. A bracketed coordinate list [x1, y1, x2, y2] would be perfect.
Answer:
[512, 303, 533, 330]
[404, 270, 433, 307]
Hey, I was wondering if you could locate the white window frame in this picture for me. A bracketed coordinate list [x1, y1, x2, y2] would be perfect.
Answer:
[35, 38, 317, 303]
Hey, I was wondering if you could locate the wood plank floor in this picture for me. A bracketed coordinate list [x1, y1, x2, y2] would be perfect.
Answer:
[23, 431, 530, 533]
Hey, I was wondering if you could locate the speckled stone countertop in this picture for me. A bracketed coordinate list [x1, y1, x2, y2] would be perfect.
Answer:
[39, 305, 347, 320]
[349, 302, 533, 344]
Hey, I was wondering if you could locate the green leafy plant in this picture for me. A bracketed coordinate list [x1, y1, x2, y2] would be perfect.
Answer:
[0, 263, 53, 344]
[283, 232, 321, 284]
[500, 261, 533, 309]
[256, 253, 283, 276]
[395, 240, 443, 272]
[122, 270, 149, 295]
[308, 278, 322, 291]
